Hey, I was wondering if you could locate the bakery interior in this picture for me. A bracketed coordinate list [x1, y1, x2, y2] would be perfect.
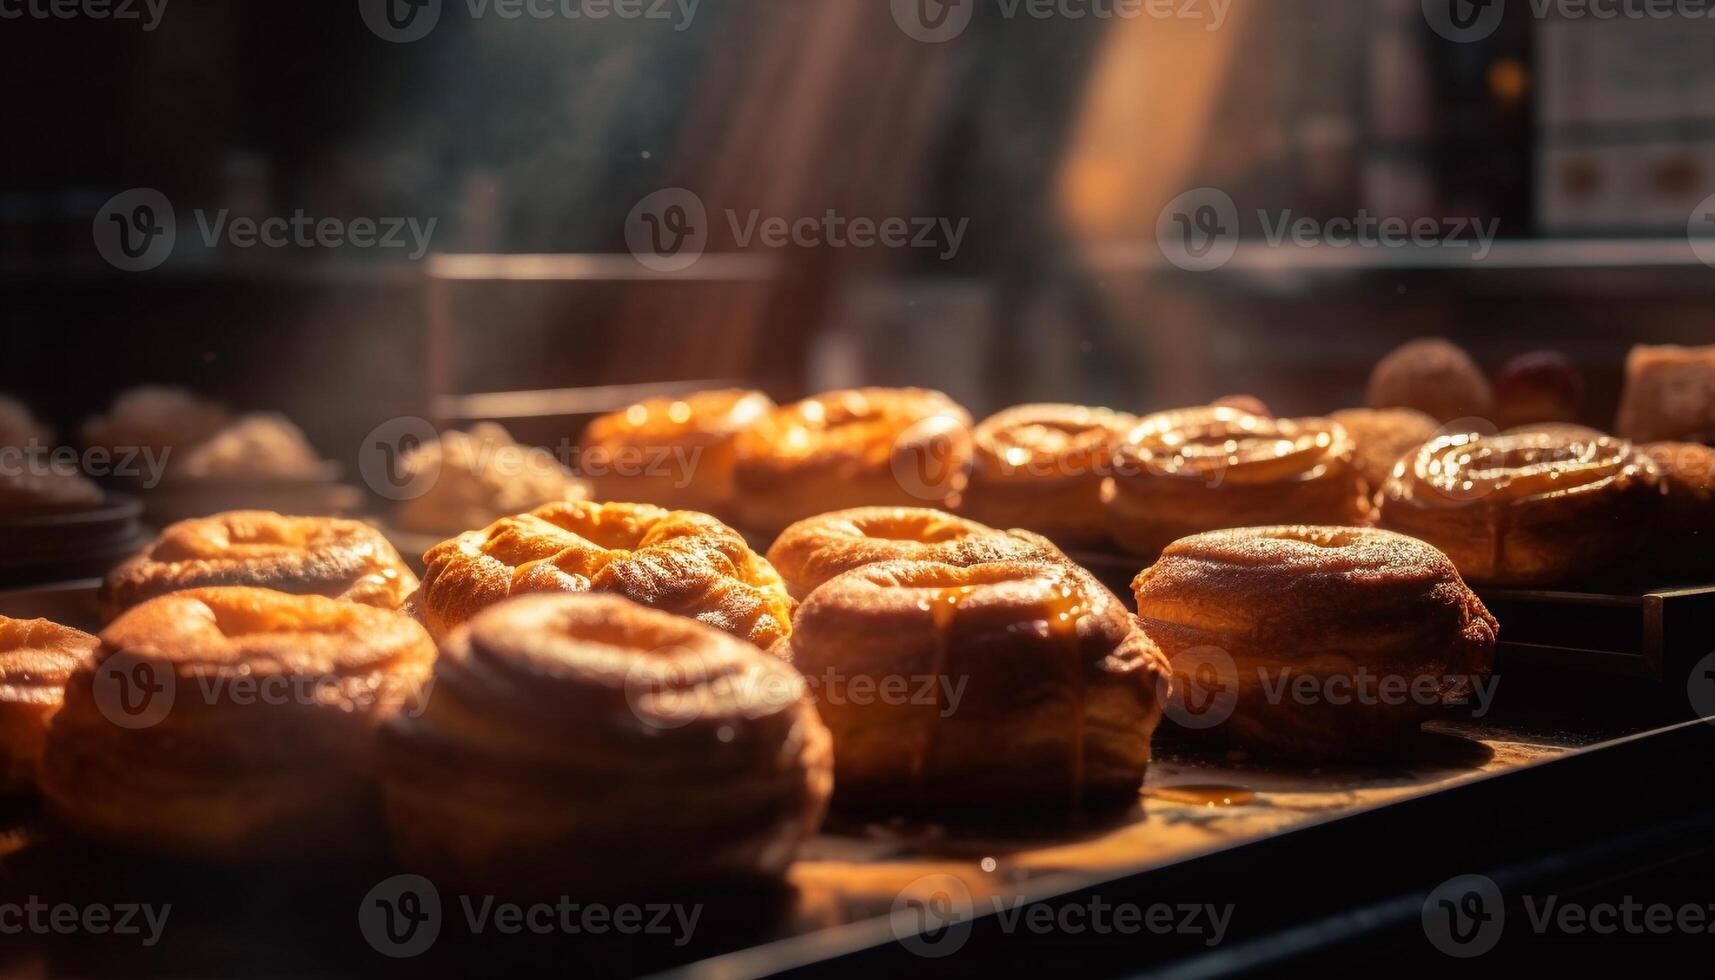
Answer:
[4, 1, 1715, 977]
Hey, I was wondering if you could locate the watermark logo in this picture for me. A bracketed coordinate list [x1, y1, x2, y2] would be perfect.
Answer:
[1422, 874, 1505, 957]
[360, 874, 443, 958]
[1159, 645, 1238, 730]
[627, 188, 709, 272]
[359, 0, 442, 41]
[1689, 192, 1715, 270]
[1157, 188, 1239, 272]
[363, 0, 698, 42]
[0, 898, 171, 946]
[358, 416, 442, 501]
[891, 414, 970, 502]
[1423, 0, 1506, 42]
[93, 188, 175, 272]
[891, 874, 975, 958]
[891, 0, 977, 41]
[1688, 651, 1715, 721]
[91, 650, 176, 730]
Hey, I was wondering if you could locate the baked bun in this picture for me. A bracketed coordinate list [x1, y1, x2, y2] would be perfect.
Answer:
[0, 618, 97, 794]
[579, 389, 774, 514]
[729, 388, 973, 533]
[394, 423, 588, 536]
[173, 413, 328, 480]
[1134, 526, 1497, 761]
[1616, 344, 1715, 443]
[40, 588, 435, 861]
[0, 458, 104, 514]
[959, 404, 1138, 548]
[1641, 442, 1715, 578]
[408, 500, 792, 647]
[1379, 430, 1660, 585]
[381, 593, 831, 897]
[1329, 407, 1440, 495]
[1104, 406, 1371, 558]
[777, 558, 1168, 812]
[100, 511, 419, 621]
[81, 386, 229, 457]
[766, 506, 1063, 600]
[1366, 338, 1494, 423]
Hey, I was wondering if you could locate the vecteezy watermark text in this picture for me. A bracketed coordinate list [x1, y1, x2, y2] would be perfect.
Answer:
[890, 0, 1231, 43]
[1424, 874, 1715, 957]
[0, 442, 171, 487]
[359, 0, 699, 42]
[0, 0, 168, 30]
[0, 898, 171, 947]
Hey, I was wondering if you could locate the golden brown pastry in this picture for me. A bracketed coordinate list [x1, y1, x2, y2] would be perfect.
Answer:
[100, 511, 419, 620]
[381, 593, 831, 897]
[1366, 338, 1494, 423]
[1103, 406, 1371, 558]
[777, 558, 1168, 812]
[0, 459, 104, 514]
[1378, 430, 1659, 585]
[172, 413, 329, 480]
[1493, 351, 1585, 431]
[1615, 344, 1715, 443]
[40, 588, 435, 860]
[729, 388, 974, 533]
[395, 423, 588, 536]
[81, 386, 229, 458]
[1330, 407, 1440, 494]
[766, 506, 1063, 601]
[1133, 526, 1497, 761]
[1641, 442, 1715, 578]
[0, 618, 97, 794]
[958, 404, 1138, 548]
[409, 499, 792, 647]
[579, 389, 774, 514]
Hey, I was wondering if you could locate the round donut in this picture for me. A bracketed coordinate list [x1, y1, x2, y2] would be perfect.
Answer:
[728, 388, 974, 533]
[100, 511, 419, 621]
[40, 587, 435, 861]
[408, 499, 792, 647]
[1104, 406, 1371, 558]
[1330, 407, 1440, 495]
[1379, 430, 1660, 585]
[0, 617, 97, 794]
[776, 558, 1168, 813]
[1133, 526, 1498, 761]
[958, 404, 1139, 548]
[766, 506, 1064, 600]
[579, 388, 774, 514]
[381, 593, 832, 897]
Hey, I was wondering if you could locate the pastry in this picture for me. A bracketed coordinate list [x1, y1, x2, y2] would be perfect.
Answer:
[1493, 351, 1585, 431]
[1615, 344, 1715, 443]
[579, 389, 774, 514]
[0, 458, 104, 514]
[1104, 406, 1371, 558]
[1641, 442, 1715, 578]
[1133, 526, 1497, 761]
[395, 422, 588, 536]
[1330, 407, 1440, 494]
[173, 413, 329, 480]
[40, 587, 435, 860]
[0, 618, 97, 794]
[0, 394, 52, 450]
[81, 386, 229, 457]
[100, 511, 419, 620]
[1379, 430, 1659, 585]
[958, 404, 1139, 548]
[1211, 394, 1271, 417]
[729, 388, 974, 533]
[381, 593, 831, 897]
[408, 499, 792, 647]
[777, 557, 1168, 812]
[1366, 338, 1494, 423]
[766, 506, 1062, 600]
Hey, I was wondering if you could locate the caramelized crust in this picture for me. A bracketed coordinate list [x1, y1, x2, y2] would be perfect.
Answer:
[0, 617, 97, 793]
[409, 500, 793, 647]
[959, 404, 1138, 548]
[381, 593, 832, 897]
[579, 388, 774, 514]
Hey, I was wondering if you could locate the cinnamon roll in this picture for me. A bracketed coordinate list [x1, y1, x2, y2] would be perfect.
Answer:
[1329, 407, 1439, 495]
[729, 388, 974, 533]
[100, 511, 419, 621]
[1133, 526, 1497, 761]
[381, 593, 832, 897]
[776, 558, 1168, 812]
[40, 588, 435, 860]
[579, 389, 774, 514]
[1379, 430, 1660, 585]
[959, 404, 1138, 548]
[0, 617, 97, 794]
[1104, 406, 1371, 558]
[408, 499, 792, 647]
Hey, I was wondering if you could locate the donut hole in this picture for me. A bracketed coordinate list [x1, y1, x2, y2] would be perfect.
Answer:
[848, 510, 973, 545]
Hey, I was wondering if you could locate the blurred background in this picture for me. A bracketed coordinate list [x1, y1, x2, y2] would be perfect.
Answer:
[4, 0, 1714, 466]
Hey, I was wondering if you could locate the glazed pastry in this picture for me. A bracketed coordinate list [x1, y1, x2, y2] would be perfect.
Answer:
[1615, 344, 1715, 443]
[1133, 526, 1497, 761]
[395, 423, 588, 536]
[1493, 351, 1585, 431]
[729, 388, 974, 533]
[1366, 338, 1494, 423]
[0, 618, 97, 793]
[100, 511, 419, 620]
[1330, 407, 1440, 494]
[1379, 430, 1659, 585]
[1641, 442, 1715, 578]
[173, 413, 329, 480]
[958, 404, 1138, 548]
[766, 506, 1063, 600]
[579, 389, 774, 514]
[40, 588, 434, 860]
[381, 593, 831, 897]
[81, 386, 229, 457]
[1104, 406, 1371, 558]
[777, 558, 1168, 812]
[0, 460, 104, 514]
[409, 499, 792, 647]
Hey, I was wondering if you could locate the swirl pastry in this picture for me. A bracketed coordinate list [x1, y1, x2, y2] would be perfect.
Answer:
[1329, 407, 1440, 495]
[1641, 442, 1715, 578]
[409, 499, 792, 647]
[395, 423, 588, 536]
[1133, 526, 1497, 761]
[1104, 407, 1371, 558]
[1379, 430, 1660, 585]
[580, 389, 774, 514]
[1366, 338, 1493, 423]
[40, 588, 435, 860]
[776, 558, 1168, 812]
[766, 506, 1063, 601]
[0, 618, 97, 794]
[381, 593, 832, 897]
[958, 404, 1139, 548]
[729, 388, 974, 533]
[100, 511, 419, 621]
